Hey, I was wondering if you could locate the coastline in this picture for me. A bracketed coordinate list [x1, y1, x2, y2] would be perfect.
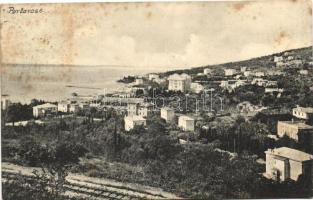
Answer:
[1, 64, 165, 103]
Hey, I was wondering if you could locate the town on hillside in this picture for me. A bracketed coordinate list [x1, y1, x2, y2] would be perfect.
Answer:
[2, 46, 313, 199]
[2, 0, 313, 198]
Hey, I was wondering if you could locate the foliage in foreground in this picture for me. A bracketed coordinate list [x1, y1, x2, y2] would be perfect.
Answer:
[2, 114, 313, 199]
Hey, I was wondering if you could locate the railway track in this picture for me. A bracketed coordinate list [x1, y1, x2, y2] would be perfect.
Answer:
[2, 163, 179, 200]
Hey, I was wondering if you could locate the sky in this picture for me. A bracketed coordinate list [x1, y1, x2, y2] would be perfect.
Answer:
[1, 0, 312, 70]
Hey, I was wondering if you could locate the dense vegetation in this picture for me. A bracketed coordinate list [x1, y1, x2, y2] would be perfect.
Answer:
[117, 76, 136, 83]
[2, 134, 87, 200]
[2, 110, 312, 199]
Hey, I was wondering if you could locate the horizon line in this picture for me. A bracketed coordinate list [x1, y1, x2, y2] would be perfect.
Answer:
[1, 45, 312, 70]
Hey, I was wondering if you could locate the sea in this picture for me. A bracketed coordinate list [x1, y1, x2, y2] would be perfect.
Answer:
[1, 64, 166, 104]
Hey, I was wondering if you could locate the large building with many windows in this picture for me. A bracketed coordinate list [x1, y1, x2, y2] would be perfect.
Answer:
[127, 103, 139, 116]
[168, 73, 191, 92]
[127, 102, 154, 118]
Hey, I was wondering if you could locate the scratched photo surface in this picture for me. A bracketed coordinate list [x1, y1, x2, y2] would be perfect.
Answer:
[1, 1, 313, 199]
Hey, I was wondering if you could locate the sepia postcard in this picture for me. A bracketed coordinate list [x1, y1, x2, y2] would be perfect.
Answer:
[1, 0, 313, 199]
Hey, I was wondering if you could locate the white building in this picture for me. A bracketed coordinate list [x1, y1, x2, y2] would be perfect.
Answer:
[127, 102, 138, 116]
[168, 73, 192, 92]
[243, 71, 251, 77]
[254, 71, 265, 77]
[138, 103, 154, 118]
[292, 106, 313, 120]
[124, 115, 146, 131]
[290, 59, 303, 66]
[127, 102, 154, 118]
[266, 81, 278, 87]
[234, 74, 241, 80]
[112, 91, 133, 98]
[161, 107, 175, 123]
[1, 97, 11, 110]
[287, 56, 294, 61]
[264, 147, 313, 181]
[274, 56, 283, 62]
[79, 103, 89, 110]
[178, 115, 195, 131]
[190, 82, 204, 93]
[240, 66, 247, 72]
[58, 101, 70, 113]
[276, 61, 285, 67]
[135, 78, 144, 85]
[219, 80, 229, 88]
[154, 77, 166, 84]
[234, 80, 246, 88]
[203, 68, 212, 75]
[252, 78, 267, 86]
[69, 104, 79, 113]
[148, 73, 159, 81]
[224, 69, 236, 76]
[33, 103, 57, 118]
[237, 101, 265, 113]
[277, 121, 313, 141]
[299, 69, 309, 75]
[267, 70, 284, 76]
[90, 102, 101, 108]
[284, 51, 292, 56]
[265, 88, 284, 93]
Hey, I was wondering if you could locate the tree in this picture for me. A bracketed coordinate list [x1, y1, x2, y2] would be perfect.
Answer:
[17, 136, 88, 199]
[71, 92, 78, 97]
[135, 89, 144, 97]
[6, 103, 33, 125]
[30, 99, 46, 107]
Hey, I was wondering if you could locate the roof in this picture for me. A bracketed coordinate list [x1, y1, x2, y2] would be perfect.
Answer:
[181, 73, 191, 79]
[293, 106, 313, 114]
[124, 115, 146, 121]
[266, 147, 313, 162]
[224, 68, 236, 71]
[128, 102, 139, 105]
[58, 101, 69, 105]
[139, 102, 154, 107]
[33, 103, 57, 109]
[161, 107, 174, 111]
[179, 115, 194, 121]
[278, 121, 313, 129]
[190, 82, 203, 87]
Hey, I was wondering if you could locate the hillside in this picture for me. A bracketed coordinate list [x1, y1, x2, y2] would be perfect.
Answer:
[161, 46, 312, 76]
